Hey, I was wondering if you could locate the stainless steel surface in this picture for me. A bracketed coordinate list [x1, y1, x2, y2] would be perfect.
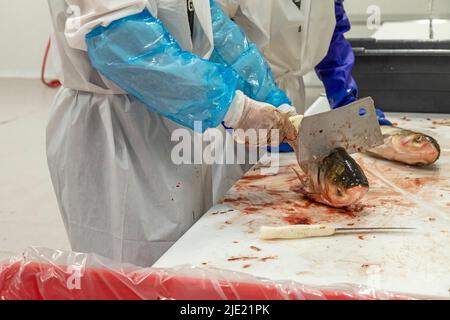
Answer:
[297, 97, 384, 164]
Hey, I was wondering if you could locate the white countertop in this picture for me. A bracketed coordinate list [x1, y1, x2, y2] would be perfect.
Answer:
[155, 113, 450, 299]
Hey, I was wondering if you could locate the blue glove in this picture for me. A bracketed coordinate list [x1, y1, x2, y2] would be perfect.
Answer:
[86, 10, 238, 132]
[315, 0, 392, 126]
[376, 109, 392, 126]
[266, 143, 294, 153]
[209, 0, 291, 108]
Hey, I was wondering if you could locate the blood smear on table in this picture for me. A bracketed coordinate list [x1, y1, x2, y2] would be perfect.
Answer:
[220, 153, 447, 231]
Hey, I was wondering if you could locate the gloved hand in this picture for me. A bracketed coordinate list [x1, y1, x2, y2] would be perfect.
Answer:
[272, 104, 297, 152]
[224, 91, 297, 147]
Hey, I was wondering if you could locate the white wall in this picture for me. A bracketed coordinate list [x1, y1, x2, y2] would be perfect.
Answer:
[0, 0, 55, 78]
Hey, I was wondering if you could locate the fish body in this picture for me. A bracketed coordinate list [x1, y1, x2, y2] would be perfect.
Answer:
[295, 148, 369, 208]
[367, 126, 441, 166]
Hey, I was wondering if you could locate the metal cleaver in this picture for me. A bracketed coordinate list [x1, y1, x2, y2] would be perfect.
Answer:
[291, 97, 384, 164]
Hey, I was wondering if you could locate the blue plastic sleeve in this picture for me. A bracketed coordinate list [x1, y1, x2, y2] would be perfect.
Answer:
[209, 0, 291, 107]
[86, 10, 238, 132]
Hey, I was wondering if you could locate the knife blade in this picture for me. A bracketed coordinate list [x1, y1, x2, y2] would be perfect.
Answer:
[294, 97, 384, 164]
[260, 225, 416, 240]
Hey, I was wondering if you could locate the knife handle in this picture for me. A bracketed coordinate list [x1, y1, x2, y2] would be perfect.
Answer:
[288, 115, 303, 135]
[260, 225, 336, 240]
[283, 115, 303, 152]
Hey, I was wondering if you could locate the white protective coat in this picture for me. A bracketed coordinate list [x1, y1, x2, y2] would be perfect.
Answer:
[218, 0, 336, 111]
[47, 0, 335, 267]
[48, 0, 227, 267]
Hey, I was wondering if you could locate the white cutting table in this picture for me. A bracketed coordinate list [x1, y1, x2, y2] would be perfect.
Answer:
[155, 113, 450, 299]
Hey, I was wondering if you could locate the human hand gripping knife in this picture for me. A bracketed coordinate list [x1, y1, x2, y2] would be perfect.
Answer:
[224, 91, 297, 147]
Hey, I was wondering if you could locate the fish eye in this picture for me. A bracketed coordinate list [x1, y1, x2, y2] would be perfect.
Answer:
[414, 135, 423, 143]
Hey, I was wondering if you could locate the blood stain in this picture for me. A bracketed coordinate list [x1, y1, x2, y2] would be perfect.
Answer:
[250, 246, 262, 252]
[283, 216, 312, 225]
[261, 256, 277, 262]
[227, 256, 277, 263]
[241, 175, 272, 181]
[261, 202, 276, 208]
[396, 176, 440, 191]
[223, 197, 248, 204]
[243, 264, 252, 269]
[294, 200, 314, 209]
[227, 256, 259, 262]
[326, 207, 357, 218]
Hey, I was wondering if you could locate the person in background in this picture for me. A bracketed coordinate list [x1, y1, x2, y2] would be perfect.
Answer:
[46, 0, 296, 267]
[314, 0, 392, 126]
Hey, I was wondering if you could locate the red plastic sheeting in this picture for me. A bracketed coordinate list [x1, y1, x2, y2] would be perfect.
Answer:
[0, 248, 414, 300]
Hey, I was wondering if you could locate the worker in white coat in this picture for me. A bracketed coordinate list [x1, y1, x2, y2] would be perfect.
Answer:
[47, 0, 297, 267]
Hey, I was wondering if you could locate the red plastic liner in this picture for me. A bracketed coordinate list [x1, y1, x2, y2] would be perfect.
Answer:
[0, 248, 415, 300]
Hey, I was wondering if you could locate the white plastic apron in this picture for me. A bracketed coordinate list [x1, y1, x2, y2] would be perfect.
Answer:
[47, 0, 247, 267]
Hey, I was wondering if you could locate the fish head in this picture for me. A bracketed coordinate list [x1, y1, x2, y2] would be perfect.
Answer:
[318, 148, 370, 208]
[391, 131, 441, 165]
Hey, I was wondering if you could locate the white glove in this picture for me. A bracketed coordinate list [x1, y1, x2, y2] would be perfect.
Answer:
[224, 91, 297, 147]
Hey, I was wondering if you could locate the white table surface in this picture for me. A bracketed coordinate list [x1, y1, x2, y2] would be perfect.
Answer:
[155, 113, 450, 299]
